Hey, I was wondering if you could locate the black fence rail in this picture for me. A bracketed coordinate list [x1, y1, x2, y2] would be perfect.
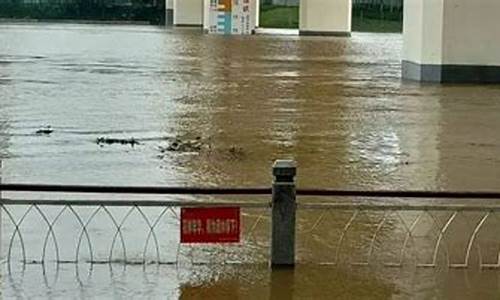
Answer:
[0, 184, 271, 195]
[3, 184, 500, 199]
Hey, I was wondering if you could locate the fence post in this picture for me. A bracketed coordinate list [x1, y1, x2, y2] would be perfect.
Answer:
[271, 159, 297, 268]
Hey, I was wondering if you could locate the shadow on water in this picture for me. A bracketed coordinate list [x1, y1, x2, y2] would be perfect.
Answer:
[179, 264, 395, 300]
[3, 260, 500, 299]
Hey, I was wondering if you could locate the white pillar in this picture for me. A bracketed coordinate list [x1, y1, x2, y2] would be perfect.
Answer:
[255, 0, 260, 28]
[299, 0, 352, 36]
[403, 0, 500, 83]
[173, 0, 204, 26]
[203, 0, 210, 32]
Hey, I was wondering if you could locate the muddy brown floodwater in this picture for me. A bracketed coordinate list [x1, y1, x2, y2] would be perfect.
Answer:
[1, 23, 500, 299]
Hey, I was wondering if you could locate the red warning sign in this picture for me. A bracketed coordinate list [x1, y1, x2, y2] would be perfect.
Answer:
[180, 207, 240, 244]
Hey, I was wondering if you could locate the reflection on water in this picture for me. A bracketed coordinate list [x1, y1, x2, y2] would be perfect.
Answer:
[1, 23, 500, 298]
[7, 262, 500, 299]
[179, 265, 396, 299]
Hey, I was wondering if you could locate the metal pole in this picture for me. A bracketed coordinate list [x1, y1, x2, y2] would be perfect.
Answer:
[271, 159, 297, 267]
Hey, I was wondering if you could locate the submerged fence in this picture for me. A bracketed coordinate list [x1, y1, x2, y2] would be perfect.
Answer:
[2, 160, 500, 272]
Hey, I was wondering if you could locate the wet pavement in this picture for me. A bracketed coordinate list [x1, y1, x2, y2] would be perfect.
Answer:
[1, 23, 500, 299]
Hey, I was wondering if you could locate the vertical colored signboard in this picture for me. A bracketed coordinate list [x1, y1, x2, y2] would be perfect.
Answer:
[242, 0, 252, 34]
[208, 0, 219, 34]
[217, 0, 232, 34]
[206, 0, 255, 35]
[180, 207, 240, 243]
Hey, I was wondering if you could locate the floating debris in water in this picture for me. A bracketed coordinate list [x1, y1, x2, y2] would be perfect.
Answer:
[227, 146, 245, 160]
[157, 136, 246, 161]
[35, 125, 53, 135]
[96, 137, 140, 147]
[159, 136, 205, 153]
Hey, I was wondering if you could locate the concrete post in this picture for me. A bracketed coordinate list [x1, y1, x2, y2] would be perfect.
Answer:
[271, 160, 297, 267]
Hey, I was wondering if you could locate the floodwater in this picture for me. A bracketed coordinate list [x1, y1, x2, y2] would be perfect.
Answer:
[1, 23, 500, 299]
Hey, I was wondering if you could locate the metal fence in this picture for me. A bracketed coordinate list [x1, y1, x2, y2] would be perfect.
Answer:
[0, 196, 271, 276]
[297, 202, 500, 269]
[2, 160, 500, 272]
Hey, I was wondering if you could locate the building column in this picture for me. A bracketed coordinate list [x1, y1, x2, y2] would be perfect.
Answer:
[403, 0, 500, 83]
[299, 0, 352, 36]
[173, 0, 203, 26]
[255, 0, 260, 28]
